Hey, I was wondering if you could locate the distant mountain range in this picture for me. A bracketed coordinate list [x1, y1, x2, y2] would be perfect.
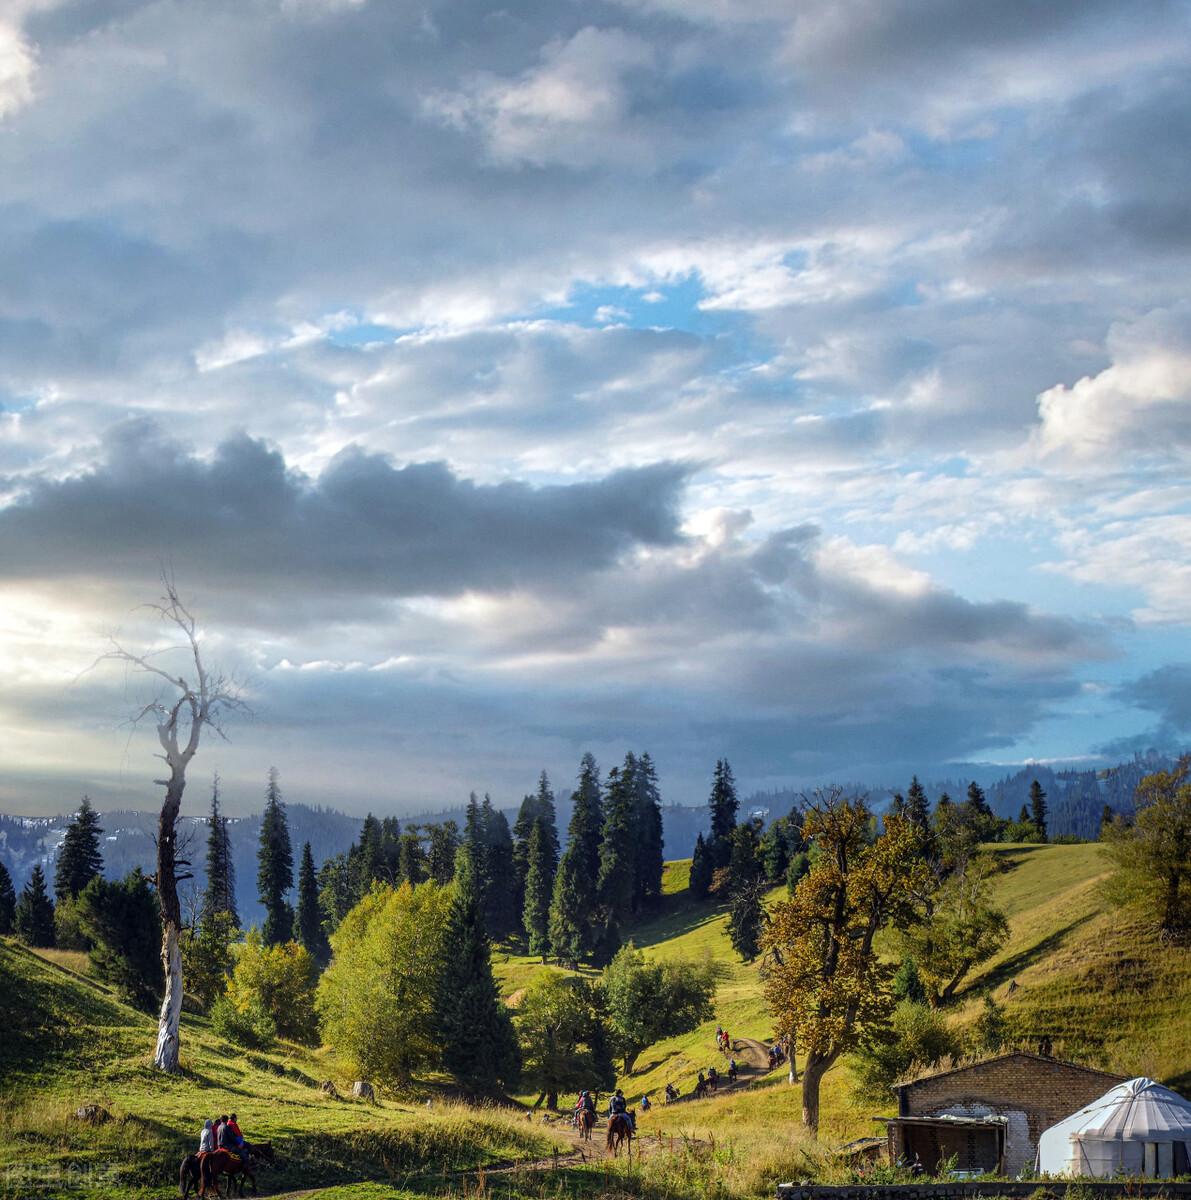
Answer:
[1, 750, 1181, 927]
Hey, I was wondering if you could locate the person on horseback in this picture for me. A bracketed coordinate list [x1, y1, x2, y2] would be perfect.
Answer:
[728, 1058, 738, 1083]
[640, 1094, 651, 1112]
[227, 1113, 246, 1157]
[708, 1066, 719, 1093]
[609, 1088, 635, 1131]
[198, 1119, 214, 1156]
[665, 1082, 679, 1103]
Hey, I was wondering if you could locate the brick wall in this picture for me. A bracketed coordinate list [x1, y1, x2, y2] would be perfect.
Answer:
[900, 1056, 1124, 1146]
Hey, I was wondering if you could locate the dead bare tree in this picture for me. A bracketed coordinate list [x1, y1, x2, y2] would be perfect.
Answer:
[98, 580, 246, 1071]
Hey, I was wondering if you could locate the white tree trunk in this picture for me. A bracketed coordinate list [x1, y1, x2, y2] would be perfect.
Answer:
[154, 920, 183, 1071]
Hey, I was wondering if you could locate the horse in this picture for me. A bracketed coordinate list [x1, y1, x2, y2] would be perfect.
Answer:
[606, 1112, 633, 1157]
[179, 1153, 202, 1199]
[200, 1142, 274, 1197]
[578, 1107, 596, 1142]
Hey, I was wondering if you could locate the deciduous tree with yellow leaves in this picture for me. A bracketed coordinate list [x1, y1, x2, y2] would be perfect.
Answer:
[762, 788, 927, 1134]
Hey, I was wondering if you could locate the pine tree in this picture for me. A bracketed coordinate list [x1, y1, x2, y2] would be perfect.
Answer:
[481, 795, 518, 939]
[0, 859, 16, 935]
[296, 841, 329, 967]
[426, 821, 459, 885]
[398, 829, 427, 886]
[202, 776, 238, 926]
[434, 875, 520, 1093]
[14, 864, 56, 947]
[1099, 804, 1114, 836]
[1019, 804, 1030, 824]
[708, 759, 739, 867]
[547, 849, 588, 966]
[905, 776, 932, 850]
[1029, 780, 1049, 840]
[596, 767, 635, 961]
[727, 821, 765, 962]
[77, 869, 161, 1010]
[511, 792, 537, 919]
[570, 754, 604, 886]
[54, 796, 104, 901]
[546, 753, 603, 964]
[351, 813, 385, 898]
[689, 833, 713, 900]
[966, 781, 992, 818]
[632, 753, 664, 912]
[257, 767, 294, 945]
[456, 793, 488, 905]
[523, 820, 553, 959]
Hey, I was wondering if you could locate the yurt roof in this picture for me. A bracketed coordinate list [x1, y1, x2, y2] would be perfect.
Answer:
[1043, 1078, 1191, 1142]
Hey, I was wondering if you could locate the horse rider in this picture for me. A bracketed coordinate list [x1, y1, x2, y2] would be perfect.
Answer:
[708, 1066, 719, 1092]
[665, 1082, 679, 1103]
[640, 1094, 652, 1112]
[198, 1119, 214, 1160]
[728, 1058, 738, 1083]
[608, 1088, 635, 1131]
[695, 1070, 706, 1098]
[226, 1113, 246, 1157]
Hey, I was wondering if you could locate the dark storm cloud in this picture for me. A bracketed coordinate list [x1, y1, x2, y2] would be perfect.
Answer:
[0, 421, 688, 600]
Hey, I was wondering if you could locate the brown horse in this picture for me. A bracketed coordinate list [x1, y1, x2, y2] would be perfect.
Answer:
[199, 1142, 274, 1197]
[179, 1153, 202, 1198]
[606, 1112, 633, 1157]
[578, 1107, 596, 1141]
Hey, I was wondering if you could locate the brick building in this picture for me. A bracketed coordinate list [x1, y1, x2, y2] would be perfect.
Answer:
[885, 1052, 1126, 1175]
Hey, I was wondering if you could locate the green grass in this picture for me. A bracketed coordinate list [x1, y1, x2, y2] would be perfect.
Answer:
[3, 842, 1189, 1200]
[0, 939, 563, 1200]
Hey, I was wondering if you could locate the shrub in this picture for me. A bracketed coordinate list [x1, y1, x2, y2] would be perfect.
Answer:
[851, 999, 962, 1097]
[226, 930, 319, 1044]
[210, 992, 276, 1049]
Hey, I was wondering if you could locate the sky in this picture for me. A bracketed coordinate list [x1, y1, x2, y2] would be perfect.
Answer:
[1, 0, 1190, 817]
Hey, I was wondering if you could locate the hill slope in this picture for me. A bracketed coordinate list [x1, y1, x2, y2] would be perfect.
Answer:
[0, 940, 559, 1199]
[497, 842, 1191, 1141]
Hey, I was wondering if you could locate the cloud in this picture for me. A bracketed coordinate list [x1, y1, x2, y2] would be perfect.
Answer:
[1031, 307, 1191, 469]
[0, 421, 689, 607]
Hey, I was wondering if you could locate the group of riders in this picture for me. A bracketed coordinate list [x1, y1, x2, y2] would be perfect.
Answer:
[181, 1113, 267, 1198]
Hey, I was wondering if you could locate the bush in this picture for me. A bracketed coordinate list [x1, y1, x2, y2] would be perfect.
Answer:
[851, 999, 961, 1097]
[76, 870, 161, 1011]
[53, 897, 89, 951]
[226, 930, 319, 1044]
[210, 992, 276, 1049]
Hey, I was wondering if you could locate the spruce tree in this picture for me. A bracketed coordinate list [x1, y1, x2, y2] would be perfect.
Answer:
[708, 759, 739, 867]
[546, 753, 603, 964]
[1029, 780, 1048, 840]
[202, 777, 238, 925]
[351, 813, 385, 898]
[456, 793, 488, 905]
[481, 795, 518, 939]
[632, 753, 664, 912]
[511, 792, 537, 918]
[596, 766, 635, 960]
[433, 874, 520, 1093]
[398, 829, 427, 886]
[1099, 804, 1114, 836]
[571, 754, 604, 885]
[1019, 803, 1031, 824]
[54, 796, 104, 901]
[727, 821, 766, 961]
[966, 780, 992, 818]
[689, 832, 713, 900]
[905, 776, 932, 849]
[296, 841, 329, 967]
[522, 820, 553, 959]
[426, 821, 459, 885]
[0, 859, 16, 935]
[14, 864, 55, 947]
[547, 849, 588, 966]
[257, 767, 294, 945]
[77, 869, 161, 1010]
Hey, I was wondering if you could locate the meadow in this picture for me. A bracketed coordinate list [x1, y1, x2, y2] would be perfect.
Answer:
[2, 841, 1189, 1199]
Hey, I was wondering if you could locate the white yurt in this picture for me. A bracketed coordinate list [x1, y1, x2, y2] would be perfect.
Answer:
[1036, 1077, 1191, 1178]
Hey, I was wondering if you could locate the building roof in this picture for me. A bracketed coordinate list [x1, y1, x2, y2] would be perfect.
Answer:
[891, 1051, 1127, 1093]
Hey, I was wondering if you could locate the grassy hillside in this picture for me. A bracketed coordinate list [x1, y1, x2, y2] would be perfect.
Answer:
[3, 840, 1188, 1199]
[0, 940, 561, 1200]
[498, 842, 1191, 1143]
